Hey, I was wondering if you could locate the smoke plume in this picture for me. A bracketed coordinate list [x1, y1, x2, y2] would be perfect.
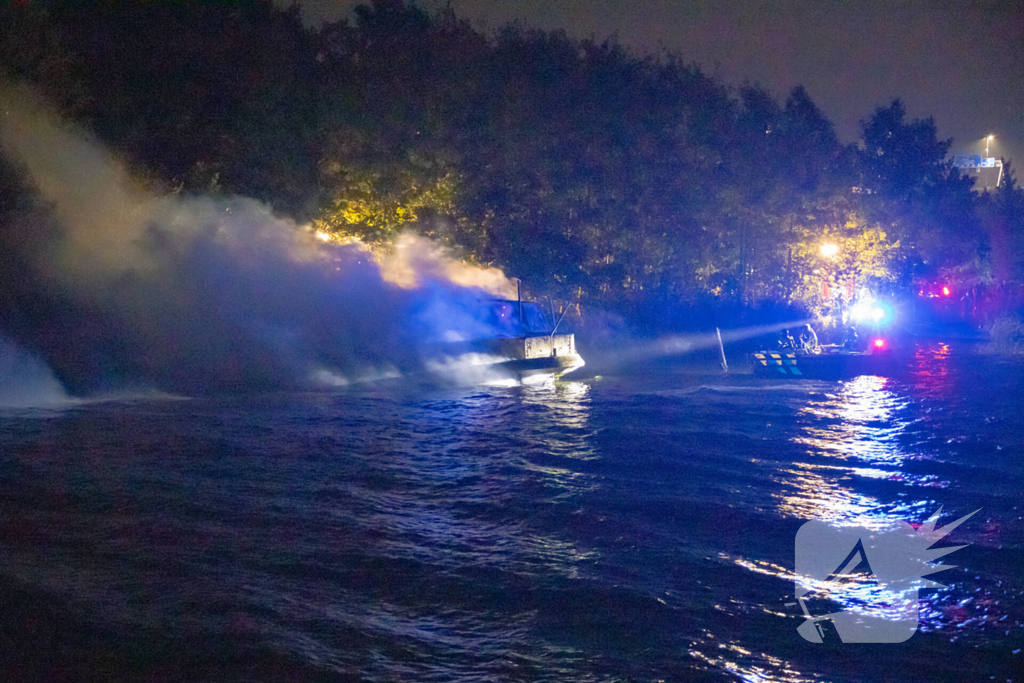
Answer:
[0, 85, 515, 396]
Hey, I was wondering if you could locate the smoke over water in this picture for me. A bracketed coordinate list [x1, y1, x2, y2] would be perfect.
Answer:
[0, 86, 516, 397]
[0, 333, 71, 407]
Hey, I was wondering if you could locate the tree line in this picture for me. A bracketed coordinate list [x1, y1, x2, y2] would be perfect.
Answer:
[2, 0, 1022, 330]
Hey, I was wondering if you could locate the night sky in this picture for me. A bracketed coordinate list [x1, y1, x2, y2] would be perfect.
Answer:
[289, 0, 1024, 168]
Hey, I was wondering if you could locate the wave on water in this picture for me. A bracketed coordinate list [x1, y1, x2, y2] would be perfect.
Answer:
[641, 382, 834, 398]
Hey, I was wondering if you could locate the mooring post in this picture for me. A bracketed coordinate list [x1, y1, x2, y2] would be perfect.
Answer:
[716, 327, 728, 372]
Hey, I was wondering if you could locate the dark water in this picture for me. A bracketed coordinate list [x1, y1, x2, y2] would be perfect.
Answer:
[1, 342, 1022, 682]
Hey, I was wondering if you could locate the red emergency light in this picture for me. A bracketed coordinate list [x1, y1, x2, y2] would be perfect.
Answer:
[941, 285, 951, 297]
[873, 338, 887, 350]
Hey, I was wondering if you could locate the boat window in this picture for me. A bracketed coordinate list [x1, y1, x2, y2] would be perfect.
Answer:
[482, 301, 552, 336]
[521, 303, 552, 334]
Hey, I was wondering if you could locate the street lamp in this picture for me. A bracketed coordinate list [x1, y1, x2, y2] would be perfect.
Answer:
[986, 134, 994, 157]
[820, 243, 839, 258]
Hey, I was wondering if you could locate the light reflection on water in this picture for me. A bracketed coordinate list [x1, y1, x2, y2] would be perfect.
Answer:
[779, 375, 936, 528]
[913, 342, 952, 386]
[780, 375, 955, 629]
[1, 351, 1021, 681]
[362, 380, 602, 578]
[700, 364, 1008, 680]
[794, 375, 912, 465]
[731, 370, 1002, 666]
[235, 381, 605, 680]
[689, 642, 817, 683]
[774, 464, 892, 529]
[514, 381, 600, 499]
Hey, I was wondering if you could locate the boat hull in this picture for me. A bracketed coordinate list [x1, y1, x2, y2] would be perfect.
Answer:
[494, 353, 585, 379]
[750, 350, 897, 380]
[428, 334, 585, 380]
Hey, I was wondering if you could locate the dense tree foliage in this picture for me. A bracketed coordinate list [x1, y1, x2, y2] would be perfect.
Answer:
[2, 0, 1022, 328]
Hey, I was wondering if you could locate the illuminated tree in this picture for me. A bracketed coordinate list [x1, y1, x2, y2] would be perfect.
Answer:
[788, 214, 901, 321]
[0, 0, 1003, 330]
